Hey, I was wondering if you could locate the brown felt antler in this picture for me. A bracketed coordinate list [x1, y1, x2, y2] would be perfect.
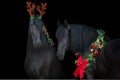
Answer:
[26, 1, 36, 16]
[36, 3, 47, 16]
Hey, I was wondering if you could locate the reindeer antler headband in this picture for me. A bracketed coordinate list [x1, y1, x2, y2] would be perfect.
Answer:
[26, 1, 47, 20]
[36, 3, 47, 16]
[26, 1, 36, 16]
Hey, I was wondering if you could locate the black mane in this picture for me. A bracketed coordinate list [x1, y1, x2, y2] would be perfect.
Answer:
[70, 24, 98, 53]
[56, 24, 110, 57]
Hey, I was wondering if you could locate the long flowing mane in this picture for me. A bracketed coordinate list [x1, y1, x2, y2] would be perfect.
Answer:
[70, 24, 98, 53]
[56, 24, 110, 56]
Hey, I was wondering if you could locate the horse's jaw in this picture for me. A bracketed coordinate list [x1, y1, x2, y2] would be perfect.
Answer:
[56, 50, 66, 60]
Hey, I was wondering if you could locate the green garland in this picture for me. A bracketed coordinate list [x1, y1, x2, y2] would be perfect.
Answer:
[42, 25, 54, 46]
[87, 30, 105, 65]
[30, 16, 35, 20]
[38, 15, 42, 20]
[75, 29, 106, 67]
[73, 29, 106, 80]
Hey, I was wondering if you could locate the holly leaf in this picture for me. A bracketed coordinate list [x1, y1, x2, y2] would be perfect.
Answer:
[30, 16, 35, 20]
[74, 60, 78, 64]
[38, 15, 42, 20]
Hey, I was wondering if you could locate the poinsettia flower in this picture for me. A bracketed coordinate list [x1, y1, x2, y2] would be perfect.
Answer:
[73, 56, 88, 80]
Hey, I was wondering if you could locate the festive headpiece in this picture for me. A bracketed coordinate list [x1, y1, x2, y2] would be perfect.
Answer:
[26, 1, 47, 20]
[26, 1, 36, 16]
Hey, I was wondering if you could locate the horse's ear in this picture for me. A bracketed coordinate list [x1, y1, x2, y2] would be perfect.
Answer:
[64, 20, 68, 26]
[64, 20, 70, 30]
[57, 19, 61, 26]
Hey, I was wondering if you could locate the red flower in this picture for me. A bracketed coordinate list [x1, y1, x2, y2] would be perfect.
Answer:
[93, 50, 99, 57]
[75, 52, 80, 58]
[44, 28, 48, 33]
[91, 45, 96, 49]
[98, 43, 102, 47]
[73, 56, 88, 80]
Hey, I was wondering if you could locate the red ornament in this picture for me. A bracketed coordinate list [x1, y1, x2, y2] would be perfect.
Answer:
[73, 56, 88, 80]
[93, 50, 99, 57]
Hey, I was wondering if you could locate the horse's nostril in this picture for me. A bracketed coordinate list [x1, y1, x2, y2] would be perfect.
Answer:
[57, 54, 64, 60]
[56, 54, 60, 58]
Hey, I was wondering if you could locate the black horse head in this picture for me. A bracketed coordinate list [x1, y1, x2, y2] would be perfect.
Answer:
[26, 1, 50, 48]
[56, 20, 106, 60]
[56, 20, 70, 60]
[29, 15, 43, 47]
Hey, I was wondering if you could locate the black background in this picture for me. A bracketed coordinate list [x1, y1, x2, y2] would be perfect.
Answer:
[1, 0, 120, 79]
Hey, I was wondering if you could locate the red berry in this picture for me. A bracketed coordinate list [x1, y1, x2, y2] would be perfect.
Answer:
[92, 46, 96, 49]
[93, 50, 99, 57]
[98, 43, 102, 47]
[75, 52, 79, 57]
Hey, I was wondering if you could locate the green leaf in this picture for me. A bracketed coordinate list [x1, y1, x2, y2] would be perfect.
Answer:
[94, 42, 98, 46]
[74, 60, 78, 64]
[38, 16, 42, 20]
[87, 63, 90, 67]
[42, 26, 45, 32]
[48, 38, 52, 43]
[88, 57, 92, 62]
[30, 16, 35, 20]
[92, 58, 96, 62]
[97, 29, 105, 36]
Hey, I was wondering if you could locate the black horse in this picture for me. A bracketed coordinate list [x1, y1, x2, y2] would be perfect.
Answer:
[56, 20, 110, 60]
[55, 20, 119, 79]
[24, 2, 71, 79]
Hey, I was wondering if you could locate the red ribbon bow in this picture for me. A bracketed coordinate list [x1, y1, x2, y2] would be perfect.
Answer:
[73, 56, 88, 80]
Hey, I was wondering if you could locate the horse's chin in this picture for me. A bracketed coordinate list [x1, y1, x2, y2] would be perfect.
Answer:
[56, 51, 65, 60]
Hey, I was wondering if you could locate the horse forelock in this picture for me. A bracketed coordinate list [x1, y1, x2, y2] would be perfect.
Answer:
[56, 24, 67, 40]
